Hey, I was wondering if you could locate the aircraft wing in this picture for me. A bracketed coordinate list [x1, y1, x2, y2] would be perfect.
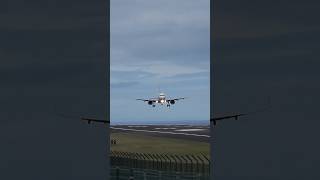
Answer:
[81, 117, 110, 124]
[167, 97, 185, 101]
[211, 113, 247, 125]
[136, 98, 157, 102]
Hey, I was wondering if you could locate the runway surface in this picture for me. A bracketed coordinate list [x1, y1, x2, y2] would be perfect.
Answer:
[111, 125, 210, 142]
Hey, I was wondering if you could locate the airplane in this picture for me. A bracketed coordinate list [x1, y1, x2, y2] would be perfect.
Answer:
[80, 97, 270, 124]
[136, 92, 185, 108]
[80, 114, 246, 125]
[78, 102, 268, 125]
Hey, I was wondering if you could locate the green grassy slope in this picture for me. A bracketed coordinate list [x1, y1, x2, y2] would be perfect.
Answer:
[111, 132, 209, 156]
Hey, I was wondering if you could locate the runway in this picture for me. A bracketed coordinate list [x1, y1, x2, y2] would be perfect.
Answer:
[111, 125, 210, 142]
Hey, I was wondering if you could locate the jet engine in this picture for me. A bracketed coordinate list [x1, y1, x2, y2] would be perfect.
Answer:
[170, 100, 175, 104]
[148, 101, 153, 105]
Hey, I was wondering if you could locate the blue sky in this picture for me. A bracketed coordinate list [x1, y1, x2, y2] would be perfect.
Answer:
[110, 0, 210, 124]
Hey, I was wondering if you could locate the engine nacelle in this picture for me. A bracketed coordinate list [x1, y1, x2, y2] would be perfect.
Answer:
[148, 101, 153, 105]
[170, 100, 175, 104]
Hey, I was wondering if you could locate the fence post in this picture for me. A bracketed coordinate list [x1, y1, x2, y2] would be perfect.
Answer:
[147, 154, 155, 169]
[181, 155, 189, 172]
[115, 151, 119, 166]
[120, 152, 127, 166]
[160, 154, 168, 171]
[186, 155, 194, 173]
[191, 155, 200, 174]
[164, 154, 172, 172]
[156, 154, 163, 171]
[134, 153, 139, 169]
[131, 152, 135, 168]
[175, 155, 183, 172]
[139, 153, 145, 169]
[123, 152, 129, 167]
[129, 152, 134, 168]
[133, 153, 139, 169]
[151, 154, 159, 170]
[141, 153, 149, 169]
[171, 155, 178, 172]
[196, 155, 205, 175]
[201, 153, 210, 175]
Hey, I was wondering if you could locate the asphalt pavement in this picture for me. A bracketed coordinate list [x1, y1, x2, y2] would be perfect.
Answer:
[111, 125, 210, 142]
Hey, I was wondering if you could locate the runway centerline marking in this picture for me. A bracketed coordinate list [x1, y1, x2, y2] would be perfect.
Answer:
[111, 127, 210, 137]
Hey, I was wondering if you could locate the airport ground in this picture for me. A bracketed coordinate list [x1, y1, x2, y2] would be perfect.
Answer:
[110, 125, 210, 156]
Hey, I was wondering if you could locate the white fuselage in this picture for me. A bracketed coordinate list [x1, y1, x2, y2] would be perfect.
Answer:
[157, 93, 166, 105]
[137, 92, 182, 107]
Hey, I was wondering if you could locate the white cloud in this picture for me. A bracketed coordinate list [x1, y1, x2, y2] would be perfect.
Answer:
[111, 60, 208, 78]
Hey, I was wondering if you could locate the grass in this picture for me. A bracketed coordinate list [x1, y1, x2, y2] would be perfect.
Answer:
[111, 132, 209, 156]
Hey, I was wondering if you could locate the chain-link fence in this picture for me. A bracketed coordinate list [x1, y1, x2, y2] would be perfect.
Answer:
[111, 151, 210, 176]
